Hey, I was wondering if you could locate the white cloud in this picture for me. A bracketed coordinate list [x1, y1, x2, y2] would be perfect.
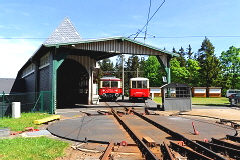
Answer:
[43, 23, 50, 26]
[22, 12, 30, 16]
[0, 38, 41, 78]
[131, 15, 144, 20]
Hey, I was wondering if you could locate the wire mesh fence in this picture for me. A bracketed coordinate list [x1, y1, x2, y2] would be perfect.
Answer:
[0, 91, 52, 118]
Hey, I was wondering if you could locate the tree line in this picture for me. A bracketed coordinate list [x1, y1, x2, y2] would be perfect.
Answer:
[98, 37, 240, 95]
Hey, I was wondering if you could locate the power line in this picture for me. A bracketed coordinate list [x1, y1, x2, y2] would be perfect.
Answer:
[0, 37, 47, 39]
[1, 35, 240, 40]
[129, 0, 166, 40]
[144, 0, 152, 41]
[134, 36, 240, 38]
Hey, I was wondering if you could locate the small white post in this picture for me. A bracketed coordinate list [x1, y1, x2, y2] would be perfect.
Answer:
[12, 102, 21, 118]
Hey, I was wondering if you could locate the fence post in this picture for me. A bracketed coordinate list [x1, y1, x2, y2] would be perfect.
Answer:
[1, 91, 4, 119]
[50, 91, 54, 114]
[40, 92, 43, 112]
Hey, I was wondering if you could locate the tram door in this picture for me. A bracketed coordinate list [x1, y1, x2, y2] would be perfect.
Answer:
[57, 58, 89, 108]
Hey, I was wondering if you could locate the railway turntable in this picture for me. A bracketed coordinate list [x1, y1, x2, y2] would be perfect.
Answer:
[48, 105, 239, 159]
[48, 108, 235, 143]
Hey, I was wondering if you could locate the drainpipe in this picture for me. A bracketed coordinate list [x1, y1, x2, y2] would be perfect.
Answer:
[122, 54, 124, 100]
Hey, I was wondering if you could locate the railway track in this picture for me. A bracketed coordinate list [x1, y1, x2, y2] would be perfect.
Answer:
[82, 102, 240, 159]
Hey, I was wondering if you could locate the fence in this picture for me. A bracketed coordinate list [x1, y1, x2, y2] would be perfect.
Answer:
[0, 91, 52, 118]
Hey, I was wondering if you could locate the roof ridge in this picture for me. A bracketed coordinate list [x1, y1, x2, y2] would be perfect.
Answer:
[44, 17, 82, 45]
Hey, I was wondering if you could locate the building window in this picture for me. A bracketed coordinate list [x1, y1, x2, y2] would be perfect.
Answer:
[22, 63, 35, 78]
[164, 87, 190, 98]
[39, 52, 50, 69]
[176, 87, 190, 97]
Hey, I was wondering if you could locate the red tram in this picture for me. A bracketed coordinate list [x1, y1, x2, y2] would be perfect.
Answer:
[98, 77, 122, 101]
[129, 77, 150, 101]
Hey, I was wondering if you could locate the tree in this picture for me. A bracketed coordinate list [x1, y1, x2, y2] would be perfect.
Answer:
[128, 55, 140, 78]
[175, 47, 186, 67]
[196, 37, 221, 87]
[138, 56, 146, 77]
[220, 46, 240, 89]
[98, 58, 115, 77]
[186, 44, 194, 59]
[143, 56, 165, 86]
[170, 58, 189, 83]
[172, 47, 177, 54]
[170, 57, 201, 86]
[185, 59, 201, 86]
[125, 55, 140, 93]
[114, 55, 123, 79]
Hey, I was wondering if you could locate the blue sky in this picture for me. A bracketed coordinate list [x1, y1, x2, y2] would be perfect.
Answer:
[1, 0, 240, 78]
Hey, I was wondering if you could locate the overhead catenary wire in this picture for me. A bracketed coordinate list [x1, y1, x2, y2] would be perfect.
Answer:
[124, 0, 166, 55]
[1, 35, 240, 40]
[144, 0, 152, 42]
[129, 0, 166, 40]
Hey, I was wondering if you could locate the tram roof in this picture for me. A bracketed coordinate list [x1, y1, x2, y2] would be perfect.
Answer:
[130, 77, 149, 81]
[100, 77, 121, 81]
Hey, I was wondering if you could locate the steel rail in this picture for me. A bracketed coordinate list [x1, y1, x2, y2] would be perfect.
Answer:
[99, 141, 114, 160]
[160, 141, 175, 160]
[170, 141, 213, 160]
[130, 110, 226, 160]
[226, 135, 240, 143]
[196, 140, 240, 159]
[97, 110, 112, 115]
[211, 138, 240, 150]
[111, 108, 159, 160]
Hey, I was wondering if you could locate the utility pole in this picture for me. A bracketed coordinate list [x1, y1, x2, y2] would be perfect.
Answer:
[137, 68, 138, 77]
[122, 54, 124, 100]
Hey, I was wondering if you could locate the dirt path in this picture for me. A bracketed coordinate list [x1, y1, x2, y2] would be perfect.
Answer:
[155, 106, 240, 122]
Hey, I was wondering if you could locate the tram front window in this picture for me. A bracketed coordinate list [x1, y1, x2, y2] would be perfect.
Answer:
[132, 81, 136, 88]
[103, 81, 110, 87]
[137, 81, 142, 88]
[111, 81, 118, 87]
[143, 81, 147, 88]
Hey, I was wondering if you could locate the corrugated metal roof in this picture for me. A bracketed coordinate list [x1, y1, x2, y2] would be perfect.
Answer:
[160, 83, 191, 88]
[44, 17, 82, 45]
[130, 77, 149, 81]
[45, 36, 178, 57]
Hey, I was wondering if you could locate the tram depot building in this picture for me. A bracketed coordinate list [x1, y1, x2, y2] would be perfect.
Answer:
[6, 17, 178, 114]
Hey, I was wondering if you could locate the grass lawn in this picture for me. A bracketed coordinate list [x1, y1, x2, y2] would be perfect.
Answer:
[153, 97, 229, 106]
[0, 112, 70, 160]
[0, 137, 69, 160]
[191, 97, 229, 105]
[0, 112, 52, 131]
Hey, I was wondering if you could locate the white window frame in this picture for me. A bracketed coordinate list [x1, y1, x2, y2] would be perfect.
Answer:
[22, 63, 35, 78]
[39, 52, 50, 69]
